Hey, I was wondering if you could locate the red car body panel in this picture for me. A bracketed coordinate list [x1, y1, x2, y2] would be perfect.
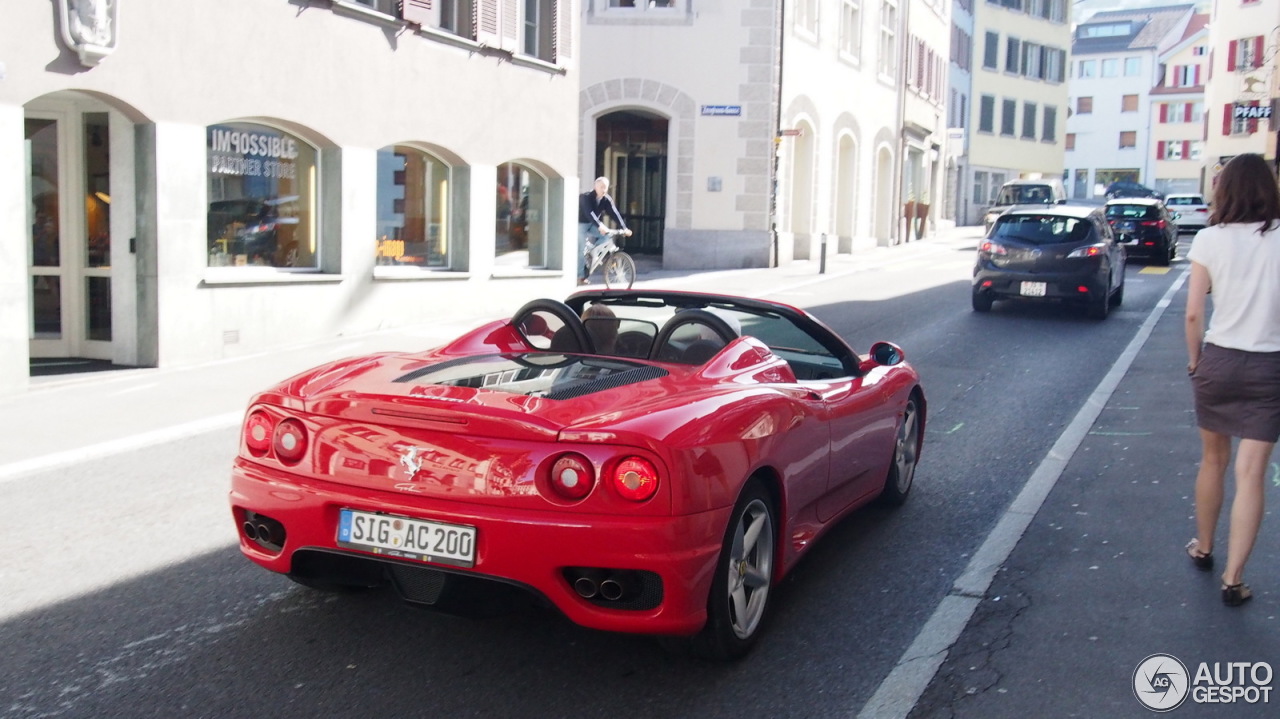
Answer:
[230, 290, 924, 636]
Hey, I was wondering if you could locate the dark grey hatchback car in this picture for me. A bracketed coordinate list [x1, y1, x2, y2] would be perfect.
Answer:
[973, 204, 1126, 319]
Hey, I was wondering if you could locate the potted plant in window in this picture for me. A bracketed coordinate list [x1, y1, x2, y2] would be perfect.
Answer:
[914, 192, 930, 240]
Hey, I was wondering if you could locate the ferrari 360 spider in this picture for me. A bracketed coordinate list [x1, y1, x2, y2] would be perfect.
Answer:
[230, 290, 925, 659]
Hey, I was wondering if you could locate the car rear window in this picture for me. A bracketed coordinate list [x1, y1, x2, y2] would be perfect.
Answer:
[1166, 196, 1204, 206]
[1106, 204, 1159, 220]
[996, 185, 1055, 205]
[992, 215, 1092, 245]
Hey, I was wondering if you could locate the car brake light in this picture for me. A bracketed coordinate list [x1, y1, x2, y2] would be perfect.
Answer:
[1140, 220, 1166, 229]
[550, 453, 595, 500]
[613, 456, 659, 501]
[244, 410, 275, 456]
[1078, 286, 1090, 293]
[979, 240, 1008, 255]
[273, 419, 308, 464]
[1068, 244, 1104, 258]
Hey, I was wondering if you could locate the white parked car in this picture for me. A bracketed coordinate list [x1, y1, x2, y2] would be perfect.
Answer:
[1164, 193, 1210, 233]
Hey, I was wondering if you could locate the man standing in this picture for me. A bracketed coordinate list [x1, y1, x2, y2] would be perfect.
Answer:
[578, 177, 631, 285]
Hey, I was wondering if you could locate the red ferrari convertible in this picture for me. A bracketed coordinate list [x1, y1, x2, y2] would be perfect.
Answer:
[230, 290, 925, 659]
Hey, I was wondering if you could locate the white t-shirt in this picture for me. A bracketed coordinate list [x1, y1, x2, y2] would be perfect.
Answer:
[1187, 221, 1280, 352]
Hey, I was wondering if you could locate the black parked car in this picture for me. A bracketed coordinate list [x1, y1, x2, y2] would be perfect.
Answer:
[972, 204, 1125, 319]
[1104, 181, 1163, 201]
[1104, 197, 1178, 266]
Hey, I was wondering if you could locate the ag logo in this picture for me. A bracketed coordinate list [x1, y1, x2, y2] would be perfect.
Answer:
[1134, 654, 1190, 712]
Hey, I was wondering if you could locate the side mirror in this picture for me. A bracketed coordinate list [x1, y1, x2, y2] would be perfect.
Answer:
[869, 341, 905, 367]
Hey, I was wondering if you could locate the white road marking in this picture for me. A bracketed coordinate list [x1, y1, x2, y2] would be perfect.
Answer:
[0, 412, 243, 484]
[856, 266, 1190, 718]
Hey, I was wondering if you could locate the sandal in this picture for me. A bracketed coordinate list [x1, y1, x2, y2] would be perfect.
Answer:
[1222, 582, 1253, 607]
[1185, 538, 1213, 571]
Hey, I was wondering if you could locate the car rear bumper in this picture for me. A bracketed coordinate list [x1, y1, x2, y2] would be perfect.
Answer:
[1117, 236, 1171, 259]
[973, 265, 1107, 302]
[230, 459, 729, 636]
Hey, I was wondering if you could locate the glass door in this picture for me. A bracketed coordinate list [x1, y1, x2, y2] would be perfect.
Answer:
[26, 109, 113, 361]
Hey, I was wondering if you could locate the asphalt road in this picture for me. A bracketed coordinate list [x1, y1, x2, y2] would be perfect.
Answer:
[0, 231, 1193, 718]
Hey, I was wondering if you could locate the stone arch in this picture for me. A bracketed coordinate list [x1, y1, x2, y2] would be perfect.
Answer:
[872, 127, 898, 245]
[780, 95, 823, 243]
[579, 80, 694, 230]
[830, 112, 862, 252]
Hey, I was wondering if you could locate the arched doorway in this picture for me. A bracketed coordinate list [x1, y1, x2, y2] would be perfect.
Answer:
[594, 110, 667, 255]
[874, 146, 894, 244]
[788, 120, 816, 250]
[834, 133, 858, 252]
[25, 91, 140, 371]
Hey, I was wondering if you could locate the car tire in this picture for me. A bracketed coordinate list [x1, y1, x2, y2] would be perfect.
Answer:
[1110, 276, 1125, 308]
[688, 479, 776, 661]
[1088, 277, 1111, 320]
[972, 291, 993, 313]
[1156, 243, 1172, 267]
[879, 395, 921, 506]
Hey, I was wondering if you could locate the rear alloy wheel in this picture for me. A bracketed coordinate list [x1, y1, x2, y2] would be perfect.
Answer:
[690, 480, 775, 660]
[603, 252, 637, 289]
[879, 397, 920, 506]
[971, 291, 993, 313]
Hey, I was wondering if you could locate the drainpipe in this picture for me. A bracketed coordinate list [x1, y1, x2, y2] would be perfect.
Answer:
[770, 0, 785, 268]
[892, 0, 910, 245]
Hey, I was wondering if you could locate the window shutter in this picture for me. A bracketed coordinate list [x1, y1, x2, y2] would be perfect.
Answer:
[500, 0, 518, 53]
[475, 0, 501, 47]
[1185, 103, 1192, 122]
[1183, 141, 1191, 158]
[1254, 37, 1264, 68]
[1157, 141, 1166, 158]
[1159, 104, 1168, 123]
[403, 0, 434, 26]
[554, 0, 572, 62]
[1223, 103, 1234, 135]
[1272, 98, 1280, 131]
[1227, 40, 1237, 71]
[1194, 65, 1201, 85]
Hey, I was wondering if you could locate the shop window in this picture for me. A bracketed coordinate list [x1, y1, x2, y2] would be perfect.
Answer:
[496, 162, 548, 268]
[207, 123, 318, 269]
[376, 146, 454, 269]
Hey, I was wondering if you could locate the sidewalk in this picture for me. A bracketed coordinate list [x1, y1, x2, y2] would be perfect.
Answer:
[909, 263, 1279, 717]
[0, 227, 983, 477]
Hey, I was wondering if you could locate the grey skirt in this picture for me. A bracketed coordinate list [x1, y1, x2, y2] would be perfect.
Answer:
[1192, 343, 1280, 442]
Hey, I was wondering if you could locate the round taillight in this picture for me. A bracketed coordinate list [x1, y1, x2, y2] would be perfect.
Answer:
[273, 419, 309, 464]
[244, 411, 274, 456]
[550, 454, 595, 500]
[613, 456, 659, 502]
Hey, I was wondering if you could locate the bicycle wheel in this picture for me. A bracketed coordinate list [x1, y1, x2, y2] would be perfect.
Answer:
[603, 252, 637, 289]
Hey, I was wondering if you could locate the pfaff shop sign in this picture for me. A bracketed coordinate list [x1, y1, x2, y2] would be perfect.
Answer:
[1233, 103, 1272, 120]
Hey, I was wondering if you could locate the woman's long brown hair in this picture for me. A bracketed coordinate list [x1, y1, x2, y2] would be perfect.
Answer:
[1209, 153, 1280, 234]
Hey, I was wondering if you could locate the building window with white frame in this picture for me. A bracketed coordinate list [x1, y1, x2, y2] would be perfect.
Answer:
[840, 0, 862, 61]
[1119, 130, 1136, 149]
[1124, 57, 1141, 76]
[979, 94, 996, 133]
[1022, 42, 1042, 79]
[608, 0, 678, 8]
[1001, 99, 1017, 136]
[1079, 58, 1095, 78]
[983, 31, 999, 70]
[207, 122, 318, 269]
[375, 146, 457, 269]
[796, 0, 819, 37]
[1101, 58, 1118, 77]
[1006, 37, 1021, 74]
[1022, 103, 1038, 139]
[878, 1, 898, 77]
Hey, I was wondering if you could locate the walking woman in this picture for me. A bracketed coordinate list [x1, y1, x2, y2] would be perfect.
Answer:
[1184, 153, 1280, 606]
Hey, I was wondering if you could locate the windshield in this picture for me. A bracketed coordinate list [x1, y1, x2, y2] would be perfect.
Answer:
[996, 185, 1054, 205]
[992, 215, 1091, 245]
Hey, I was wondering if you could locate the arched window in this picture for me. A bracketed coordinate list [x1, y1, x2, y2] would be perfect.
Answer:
[207, 123, 318, 269]
[376, 146, 453, 268]
[496, 162, 547, 268]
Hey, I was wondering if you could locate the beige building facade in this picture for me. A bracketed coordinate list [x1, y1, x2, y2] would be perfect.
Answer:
[2, 0, 581, 395]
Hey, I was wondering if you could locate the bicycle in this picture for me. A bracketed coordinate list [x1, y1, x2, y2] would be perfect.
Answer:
[584, 227, 637, 289]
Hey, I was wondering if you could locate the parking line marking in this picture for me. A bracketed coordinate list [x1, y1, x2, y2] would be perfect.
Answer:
[856, 264, 1190, 719]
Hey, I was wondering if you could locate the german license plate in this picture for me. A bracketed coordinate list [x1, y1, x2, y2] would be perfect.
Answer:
[1118, 221, 1134, 231]
[338, 509, 476, 568]
[1020, 281, 1047, 297]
